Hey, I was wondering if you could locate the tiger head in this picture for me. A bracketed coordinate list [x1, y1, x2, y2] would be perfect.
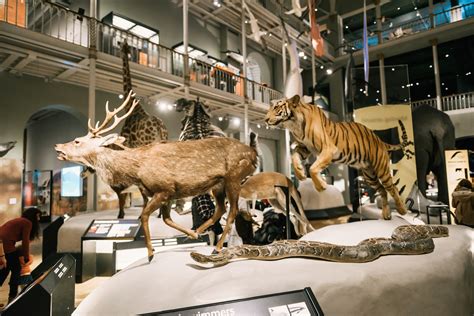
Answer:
[264, 95, 301, 128]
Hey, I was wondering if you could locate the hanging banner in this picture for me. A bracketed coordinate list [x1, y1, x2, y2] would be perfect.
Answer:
[445, 149, 470, 224]
[354, 105, 416, 203]
[308, 0, 324, 57]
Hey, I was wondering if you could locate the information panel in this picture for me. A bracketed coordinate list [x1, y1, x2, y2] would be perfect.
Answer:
[83, 219, 141, 239]
[143, 287, 323, 316]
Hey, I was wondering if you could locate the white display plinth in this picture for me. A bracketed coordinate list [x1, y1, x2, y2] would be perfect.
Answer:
[57, 208, 193, 253]
[74, 217, 474, 316]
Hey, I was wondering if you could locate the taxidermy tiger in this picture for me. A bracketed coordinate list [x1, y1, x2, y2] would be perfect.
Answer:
[264, 95, 408, 220]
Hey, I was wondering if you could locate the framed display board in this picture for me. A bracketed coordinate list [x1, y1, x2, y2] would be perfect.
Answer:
[147, 287, 324, 316]
[23, 169, 53, 222]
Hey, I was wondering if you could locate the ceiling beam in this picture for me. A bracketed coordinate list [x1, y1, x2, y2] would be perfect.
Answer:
[0, 53, 20, 72]
[9, 53, 37, 73]
[53, 58, 89, 80]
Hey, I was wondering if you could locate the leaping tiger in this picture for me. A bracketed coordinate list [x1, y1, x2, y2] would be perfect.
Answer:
[264, 95, 408, 220]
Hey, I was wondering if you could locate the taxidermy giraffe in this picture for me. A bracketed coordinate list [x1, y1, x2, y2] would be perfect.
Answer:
[55, 91, 259, 260]
[107, 40, 169, 218]
[239, 172, 314, 237]
[175, 98, 226, 236]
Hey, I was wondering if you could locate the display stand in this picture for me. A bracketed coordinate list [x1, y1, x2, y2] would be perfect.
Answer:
[42, 215, 65, 260]
[152, 287, 323, 316]
[3, 254, 75, 316]
[80, 219, 142, 282]
[274, 185, 291, 239]
[426, 204, 451, 224]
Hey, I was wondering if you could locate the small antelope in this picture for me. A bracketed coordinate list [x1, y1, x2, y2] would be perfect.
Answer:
[55, 91, 258, 261]
[240, 172, 314, 237]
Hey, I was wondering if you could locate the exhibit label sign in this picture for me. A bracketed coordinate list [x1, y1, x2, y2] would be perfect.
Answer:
[354, 105, 416, 203]
[83, 219, 141, 239]
[445, 149, 470, 223]
[145, 287, 323, 316]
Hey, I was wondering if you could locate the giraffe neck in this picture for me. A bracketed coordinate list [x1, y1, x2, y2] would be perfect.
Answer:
[121, 41, 147, 116]
[121, 41, 133, 96]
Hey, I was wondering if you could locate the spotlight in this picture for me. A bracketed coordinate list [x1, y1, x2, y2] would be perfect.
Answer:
[326, 69, 333, 75]
[298, 51, 305, 57]
[218, 116, 223, 121]
[320, 65, 324, 69]
[257, 124, 261, 128]
[231, 117, 241, 127]
[118, 94, 124, 99]
[429, 64, 433, 68]
[397, 7, 400, 10]
[445, 54, 449, 58]
[427, 94, 431, 97]
[391, 68, 395, 71]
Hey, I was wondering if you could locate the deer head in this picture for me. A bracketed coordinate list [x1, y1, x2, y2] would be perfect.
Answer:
[55, 91, 139, 168]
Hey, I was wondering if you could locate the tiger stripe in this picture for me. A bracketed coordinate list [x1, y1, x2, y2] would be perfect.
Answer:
[265, 95, 408, 219]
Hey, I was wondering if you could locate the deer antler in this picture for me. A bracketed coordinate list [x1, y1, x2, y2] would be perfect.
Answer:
[88, 90, 139, 137]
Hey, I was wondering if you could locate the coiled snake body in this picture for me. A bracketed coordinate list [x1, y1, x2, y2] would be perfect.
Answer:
[190, 225, 448, 266]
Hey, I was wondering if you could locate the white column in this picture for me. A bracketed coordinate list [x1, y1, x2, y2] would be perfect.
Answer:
[242, 0, 249, 144]
[281, 29, 291, 177]
[431, 39, 442, 110]
[87, 0, 97, 211]
[183, 0, 190, 98]
[378, 53, 387, 104]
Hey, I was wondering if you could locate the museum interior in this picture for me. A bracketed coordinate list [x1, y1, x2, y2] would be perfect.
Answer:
[0, 0, 473, 314]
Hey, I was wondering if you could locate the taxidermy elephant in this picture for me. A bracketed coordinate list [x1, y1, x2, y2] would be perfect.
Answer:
[412, 105, 455, 204]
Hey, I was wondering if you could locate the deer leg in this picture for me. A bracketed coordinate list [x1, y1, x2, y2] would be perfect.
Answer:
[309, 149, 335, 192]
[215, 184, 240, 251]
[195, 188, 225, 234]
[161, 202, 198, 239]
[112, 186, 126, 219]
[141, 192, 168, 262]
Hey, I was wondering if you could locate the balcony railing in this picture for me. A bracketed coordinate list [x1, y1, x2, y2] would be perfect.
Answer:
[412, 91, 474, 112]
[1, 0, 282, 105]
[348, 2, 474, 50]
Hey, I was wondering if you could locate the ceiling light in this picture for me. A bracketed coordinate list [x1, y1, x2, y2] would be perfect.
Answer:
[466, 72, 472, 76]
[442, 82, 444, 86]
[376, 90, 380, 93]
[118, 94, 124, 99]
[269, 33, 272, 37]
[445, 54, 449, 57]
[391, 68, 395, 71]
[416, 82, 419, 85]
[445, 87, 448, 90]
[414, 6, 417, 10]
[429, 64, 433, 68]
[404, 99, 407, 102]
[315, 8, 318, 12]
[326, 69, 333, 75]
[130, 24, 157, 39]
[416, 12, 420, 17]
[257, 124, 261, 128]
[218, 116, 223, 121]
[397, 7, 400, 10]
[427, 94, 431, 97]
[112, 15, 135, 30]
[402, 85, 405, 88]
[389, 22, 393, 27]
[298, 51, 305, 57]
[359, 88, 363, 92]
[231, 117, 241, 127]
[320, 65, 324, 69]
[303, 56, 307, 60]
[376, 98, 379, 102]
[345, 25, 349, 29]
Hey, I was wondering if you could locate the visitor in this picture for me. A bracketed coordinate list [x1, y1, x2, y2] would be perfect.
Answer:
[0, 207, 41, 303]
[452, 179, 474, 228]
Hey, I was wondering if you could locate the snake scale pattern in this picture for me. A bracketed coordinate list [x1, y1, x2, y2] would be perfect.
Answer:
[190, 225, 448, 266]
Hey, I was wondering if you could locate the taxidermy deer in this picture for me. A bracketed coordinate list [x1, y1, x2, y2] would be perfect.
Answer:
[55, 91, 258, 261]
[239, 172, 314, 237]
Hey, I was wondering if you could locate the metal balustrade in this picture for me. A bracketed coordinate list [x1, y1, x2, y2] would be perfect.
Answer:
[348, 2, 474, 50]
[1, 0, 282, 105]
[412, 91, 474, 112]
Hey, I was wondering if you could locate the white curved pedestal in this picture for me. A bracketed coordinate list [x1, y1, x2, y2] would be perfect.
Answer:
[74, 217, 474, 316]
